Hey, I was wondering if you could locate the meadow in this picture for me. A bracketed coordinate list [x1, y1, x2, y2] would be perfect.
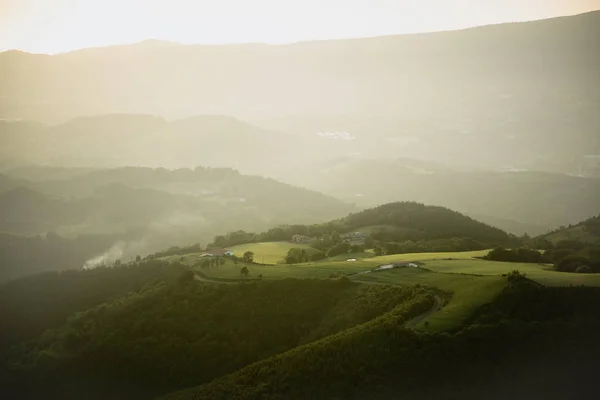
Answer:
[175, 243, 600, 332]
[228, 241, 312, 264]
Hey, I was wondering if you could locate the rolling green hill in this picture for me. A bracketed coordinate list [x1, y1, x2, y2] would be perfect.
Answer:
[3, 277, 432, 399]
[298, 161, 600, 235]
[211, 201, 518, 253]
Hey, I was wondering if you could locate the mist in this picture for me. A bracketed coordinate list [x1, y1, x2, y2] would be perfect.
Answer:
[2, 6, 600, 400]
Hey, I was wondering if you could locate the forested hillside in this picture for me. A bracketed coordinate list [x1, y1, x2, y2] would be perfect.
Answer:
[0, 260, 184, 353]
[164, 280, 600, 400]
[211, 202, 517, 256]
[540, 214, 600, 245]
[2, 276, 430, 399]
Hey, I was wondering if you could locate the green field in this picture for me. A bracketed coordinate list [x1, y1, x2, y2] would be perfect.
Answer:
[422, 258, 600, 286]
[353, 268, 507, 332]
[228, 242, 312, 264]
[178, 244, 600, 332]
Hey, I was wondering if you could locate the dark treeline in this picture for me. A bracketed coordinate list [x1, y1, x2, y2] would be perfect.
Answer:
[146, 243, 204, 259]
[484, 240, 600, 273]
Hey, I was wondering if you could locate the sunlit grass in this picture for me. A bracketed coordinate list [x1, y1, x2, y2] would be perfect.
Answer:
[228, 242, 312, 264]
[182, 246, 600, 332]
[352, 268, 507, 332]
[423, 258, 600, 287]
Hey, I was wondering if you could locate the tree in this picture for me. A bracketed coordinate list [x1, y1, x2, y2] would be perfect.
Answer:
[242, 251, 254, 263]
[135, 255, 142, 262]
[349, 244, 365, 253]
[327, 242, 351, 257]
[374, 246, 384, 257]
[178, 270, 195, 283]
[240, 266, 249, 276]
[506, 270, 526, 284]
[310, 250, 326, 262]
[556, 255, 591, 273]
[575, 265, 593, 274]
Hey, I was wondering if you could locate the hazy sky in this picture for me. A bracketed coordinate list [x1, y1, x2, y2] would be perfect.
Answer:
[2, 0, 600, 53]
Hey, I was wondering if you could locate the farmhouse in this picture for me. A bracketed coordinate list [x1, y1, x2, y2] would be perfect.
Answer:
[342, 231, 369, 246]
[202, 248, 234, 257]
[291, 234, 315, 244]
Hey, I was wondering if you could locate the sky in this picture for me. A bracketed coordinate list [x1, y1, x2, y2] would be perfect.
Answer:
[1, 0, 600, 54]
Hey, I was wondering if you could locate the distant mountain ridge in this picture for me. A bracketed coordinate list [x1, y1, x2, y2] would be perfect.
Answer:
[0, 115, 301, 176]
[1, 11, 599, 175]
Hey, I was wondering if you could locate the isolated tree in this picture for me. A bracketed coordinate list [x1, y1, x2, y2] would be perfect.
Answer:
[506, 270, 526, 284]
[243, 251, 254, 263]
[374, 246, 384, 257]
[240, 266, 250, 276]
[135, 255, 141, 262]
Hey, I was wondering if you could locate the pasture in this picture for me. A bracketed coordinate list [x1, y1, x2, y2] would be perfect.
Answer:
[228, 241, 312, 264]
[178, 243, 600, 332]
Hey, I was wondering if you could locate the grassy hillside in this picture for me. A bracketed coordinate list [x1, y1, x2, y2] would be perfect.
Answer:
[3, 278, 432, 399]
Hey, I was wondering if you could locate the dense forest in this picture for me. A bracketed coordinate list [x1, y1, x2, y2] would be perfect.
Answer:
[0, 260, 184, 354]
[1, 275, 430, 399]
